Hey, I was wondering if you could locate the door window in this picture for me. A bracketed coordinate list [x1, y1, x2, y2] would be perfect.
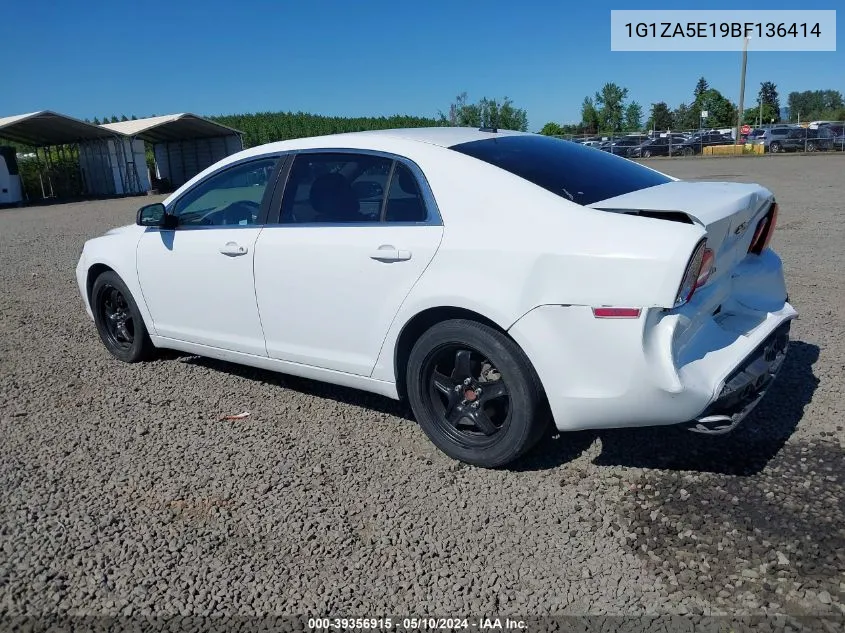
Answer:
[383, 163, 427, 222]
[170, 158, 278, 226]
[280, 153, 392, 224]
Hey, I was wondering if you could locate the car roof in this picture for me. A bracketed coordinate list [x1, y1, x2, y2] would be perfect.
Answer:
[166, 127, 537, 200]
[267, 127, 531, 151]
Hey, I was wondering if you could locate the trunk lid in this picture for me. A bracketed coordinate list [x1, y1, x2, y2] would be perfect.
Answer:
[588, 181, 774, 283]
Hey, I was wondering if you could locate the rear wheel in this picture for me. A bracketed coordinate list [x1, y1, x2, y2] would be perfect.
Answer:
[406, 319, 548, 467]
[91, 271, 154, 363]
[769, 141, 781, 153]
[643, 149, 652, 158]
[683, 147, 694, 157]
[806, 141, 817, 152]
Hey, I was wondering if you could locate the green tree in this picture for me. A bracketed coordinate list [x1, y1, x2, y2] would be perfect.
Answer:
[539, 122, 564, 136]
[120, 114, 129, 122]
[580, 96, 600, 133]
[594, 83, 629, 133]
[648, 102, 673, 130]
[695, 88, 736, 128]
[92, 117, 101, 125]
[210, 111, 444, 148]
[743, 103, 779, 126]
[487, 97, 528, 131]
[787, 89, 844, 121]
[624, 102, 643, 131]
[439, 93, 528, 131]
[757, 82, 781, 122]
[672, 103, 695, 130]
[694, 77, 710, 100]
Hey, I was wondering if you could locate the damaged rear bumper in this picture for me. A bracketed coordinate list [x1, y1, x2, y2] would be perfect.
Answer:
[684, 321, 790, 434]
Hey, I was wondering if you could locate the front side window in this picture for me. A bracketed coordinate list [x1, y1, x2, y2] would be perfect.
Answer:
[170, 157, 278, 226]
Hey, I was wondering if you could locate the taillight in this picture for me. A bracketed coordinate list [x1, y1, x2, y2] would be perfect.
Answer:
[696, 248, 715, 288]
[674, 239, 707, 307]
[748, 202, 778, 254]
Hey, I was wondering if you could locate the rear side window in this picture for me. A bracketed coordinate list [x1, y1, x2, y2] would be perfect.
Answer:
[280, 153, 392, 224]
[450, 135, 670, 206]
[279, 153, 430, 224]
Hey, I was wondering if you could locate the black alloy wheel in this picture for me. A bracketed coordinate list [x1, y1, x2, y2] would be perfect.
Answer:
[406, 319, 548, 467]
[425, 345, 511, 445]
[100, 285, 135, 350]
[92, 271, 154, 362]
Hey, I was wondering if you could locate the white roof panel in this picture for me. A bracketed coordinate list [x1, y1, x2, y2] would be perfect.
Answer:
[0, 110, 117, 146]
[101, 113, 242, 142]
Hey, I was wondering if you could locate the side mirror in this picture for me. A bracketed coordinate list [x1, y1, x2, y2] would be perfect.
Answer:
[136, 203, 166, 226]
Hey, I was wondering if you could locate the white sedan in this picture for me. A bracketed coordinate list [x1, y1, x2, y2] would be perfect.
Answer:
[76, 127, 796, 467]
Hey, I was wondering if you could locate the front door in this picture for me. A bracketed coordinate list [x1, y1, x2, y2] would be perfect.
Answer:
[136, 156, 279, 356]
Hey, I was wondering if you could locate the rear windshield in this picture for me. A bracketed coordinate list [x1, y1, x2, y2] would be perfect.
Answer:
[450, 135, 670, 206]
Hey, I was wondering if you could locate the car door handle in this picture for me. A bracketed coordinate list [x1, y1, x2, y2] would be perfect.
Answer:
[220, 241, 248, 257]
[370, 246, 411, 262]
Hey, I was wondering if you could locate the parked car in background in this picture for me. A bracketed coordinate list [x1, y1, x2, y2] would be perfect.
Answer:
[751, 126, 795, 153]
[75, 128, 795, 466]
[774, 127, 833, 153]
[746, 128, 766, 141]
[581, 140, 603, 148]
[602, 135, 648, 156]
[628, 136, 677, 157]
[672, 132, 734, 156]
[823, 124, 845, 150]
[807, 120, 837, 130]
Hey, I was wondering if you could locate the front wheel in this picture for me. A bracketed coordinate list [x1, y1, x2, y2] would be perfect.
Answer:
[91, 271, 155, 363]
[769, 142, 781, 153]
[806, 142, 816, 152]
[642, 150, 652, 158]
[406, 319, 548, 467]
[683, 147, 694, 157]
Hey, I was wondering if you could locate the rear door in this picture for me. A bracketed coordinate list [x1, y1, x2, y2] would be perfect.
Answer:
[253, 151, 443, 376]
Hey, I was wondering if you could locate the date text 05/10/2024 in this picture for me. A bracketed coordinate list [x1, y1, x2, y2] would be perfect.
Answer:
[307, 618, 527, 630]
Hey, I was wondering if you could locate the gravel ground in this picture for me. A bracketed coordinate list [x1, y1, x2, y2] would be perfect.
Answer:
[1, 154, 843, 628]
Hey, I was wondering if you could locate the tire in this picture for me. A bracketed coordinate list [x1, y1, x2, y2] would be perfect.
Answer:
[683, 147, 694, 157]
[643, 150, 652, 158]
[806, 142, 816, 152]
[769, 142, 781, 153]
[406, 319, 548, 468]
[91, 271, 155, 363]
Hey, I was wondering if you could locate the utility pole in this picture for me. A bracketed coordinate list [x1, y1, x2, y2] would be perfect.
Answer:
[736, 36, 749, 143]
[758, 99, 763, 128]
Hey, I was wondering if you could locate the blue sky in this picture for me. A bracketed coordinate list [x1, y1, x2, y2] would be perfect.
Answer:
[2, 0, 841, 131]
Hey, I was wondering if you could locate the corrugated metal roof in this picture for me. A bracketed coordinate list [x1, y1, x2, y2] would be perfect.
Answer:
[101, 113, 242, 142]
[0, 110, 117, 146]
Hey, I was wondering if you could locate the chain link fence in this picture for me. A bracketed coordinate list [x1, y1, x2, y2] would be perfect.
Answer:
[551, 122, 845, 157]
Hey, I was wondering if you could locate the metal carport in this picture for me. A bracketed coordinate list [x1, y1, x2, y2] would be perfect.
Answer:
[0, 110, 147, 199]
[101, 114, 243, 190]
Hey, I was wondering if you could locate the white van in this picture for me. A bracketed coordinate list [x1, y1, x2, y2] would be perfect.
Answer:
[0, 147, 23, 206]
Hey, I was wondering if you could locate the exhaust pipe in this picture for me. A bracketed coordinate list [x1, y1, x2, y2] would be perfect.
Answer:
[686, 414, 739, 435]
